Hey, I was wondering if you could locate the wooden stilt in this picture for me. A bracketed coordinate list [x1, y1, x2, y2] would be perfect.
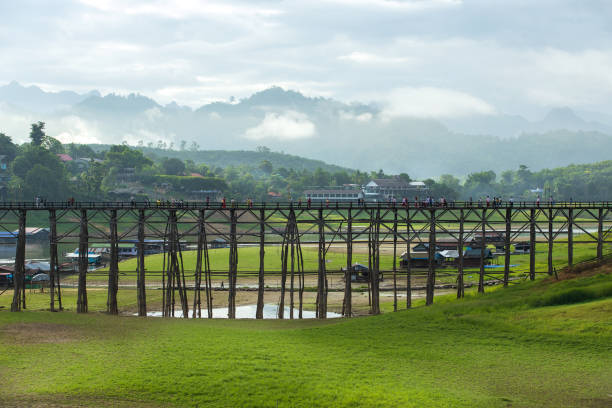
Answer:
[503, 207, 511, 287]
[107, 209, 119, 315]
[228, 208, 238, 319]
[568, 208, 573, 270]
[457, 209, 465, 297]
[77, 209, 88, 313]
[406, 208, 411, 309]
[426, 209, 436, 305]
[11, 210, 26, 312]
[316, 208, 327, 319]
[137, 209, 146, 316]
[597, 208, 603, 260]
[48, 209, 61, 311]
[202, 210, 213, 319]
[529, 208, 536, 281]
[343, 207, 352, 317]
[278, 220, 288, 319]
[548, 208, 554, 276]
[367, 213, 372, 309]
[289, 209, 296, 319]
[193, 210, 204, 318]
[297, 225, 305, 319]
[478, 209, 485, 294]
[370, 208, 380, 315]
[256, 208, 265, 319]
[392, 208, 398, 312]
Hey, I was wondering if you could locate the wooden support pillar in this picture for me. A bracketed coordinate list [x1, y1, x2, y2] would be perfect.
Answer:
[227, 208, 238, 319]
[426, 209, 436, 305]
[137, 209, 147, 316]
[48, 209, 62, 311]
[370, 209, 380, 315]
[568, 208, 573, 270]
[256, 208, 265, 319]
[343, 207, 352, 317]
[548, 208, 554, 276]
[289, 211, 296, 320]
[478, 209, 485, 293]
[392, 208, 398, 312]
[503, 207, 511, 287]
[597, 208, 603, 260]
[278, 217, 288, 319]
[77, 209, 88, 313]
[107, 209, 119, 314]
[203, 210, 213, 319]
[529, 208, 536, 281]
[11, 210, 26, 312]
[316, 208, 327, 318]
[457, 209, 465, 297]
[193, 210, 204, 318]
[406, 208, 411, 309]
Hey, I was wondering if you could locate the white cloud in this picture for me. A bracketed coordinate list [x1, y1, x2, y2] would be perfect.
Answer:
[321, 0, 461, 12]
[52, 116, 104, 144]
[339, 111, 373, 122]
[338, 52, 411, 64]
[244, 111, 316, 141]
[382, 87, 496, 119]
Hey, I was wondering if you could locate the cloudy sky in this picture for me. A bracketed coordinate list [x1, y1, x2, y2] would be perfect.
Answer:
[1, 0, 611, 119]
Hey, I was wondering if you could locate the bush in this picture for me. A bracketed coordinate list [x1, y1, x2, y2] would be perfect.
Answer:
[531, 281, 612, 307]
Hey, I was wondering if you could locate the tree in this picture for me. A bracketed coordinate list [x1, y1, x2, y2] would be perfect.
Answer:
[189, 141, 200, 152]
[259, 160, 273, 174]
[162, 157, 185, 175]
[256, 146, 270, 153]
[0, 133, 18, 161]
[180, 140, 187, 151]
[80, 162, 105, 196]
[105, 145, 152, 170]
[29, 122, 46, 146]
[12, 145, 65, 179]
[23, 164, 68, 199]
[42, 136, 65, 154]
[398, 173, 411, 183]
[333, 171, 351, 185]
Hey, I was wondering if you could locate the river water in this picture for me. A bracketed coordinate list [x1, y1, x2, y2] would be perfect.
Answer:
[139, 304, 342, 319]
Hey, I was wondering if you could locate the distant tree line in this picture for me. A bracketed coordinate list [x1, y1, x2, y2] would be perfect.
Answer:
[0, 123, 610, 202]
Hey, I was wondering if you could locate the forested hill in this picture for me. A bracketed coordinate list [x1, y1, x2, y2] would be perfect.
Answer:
[89, 145, 353, 173]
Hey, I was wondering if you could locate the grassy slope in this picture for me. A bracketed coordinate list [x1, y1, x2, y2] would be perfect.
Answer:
[0, 270, 611, 407]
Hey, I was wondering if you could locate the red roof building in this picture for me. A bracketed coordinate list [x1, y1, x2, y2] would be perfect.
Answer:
[56, 154, 73, 162]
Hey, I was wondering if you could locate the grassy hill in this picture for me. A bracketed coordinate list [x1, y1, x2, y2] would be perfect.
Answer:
[1, 263, 611, 406]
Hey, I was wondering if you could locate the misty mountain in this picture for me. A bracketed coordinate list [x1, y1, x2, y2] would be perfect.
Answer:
[442, 107, 612, 138]
[0, 81, 99, 113]
[1, 82, 611, 178]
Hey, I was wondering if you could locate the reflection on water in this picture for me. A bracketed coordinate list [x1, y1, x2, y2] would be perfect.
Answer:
[140, 304, 342, 319]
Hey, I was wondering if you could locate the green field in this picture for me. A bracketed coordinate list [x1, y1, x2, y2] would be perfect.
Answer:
[1, 267, 611, 407]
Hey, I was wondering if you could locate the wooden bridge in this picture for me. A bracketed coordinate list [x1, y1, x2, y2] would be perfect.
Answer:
[3, 201, 611, 318]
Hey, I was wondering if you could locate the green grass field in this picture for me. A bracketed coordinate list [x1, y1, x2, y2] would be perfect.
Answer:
[1, 266, 611, 407]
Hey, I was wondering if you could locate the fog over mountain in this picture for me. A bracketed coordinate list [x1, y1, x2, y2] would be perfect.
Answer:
[1, 81, 611, 178]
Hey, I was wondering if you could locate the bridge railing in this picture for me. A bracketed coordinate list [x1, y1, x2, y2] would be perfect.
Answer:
[0, 200, 610, 210]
